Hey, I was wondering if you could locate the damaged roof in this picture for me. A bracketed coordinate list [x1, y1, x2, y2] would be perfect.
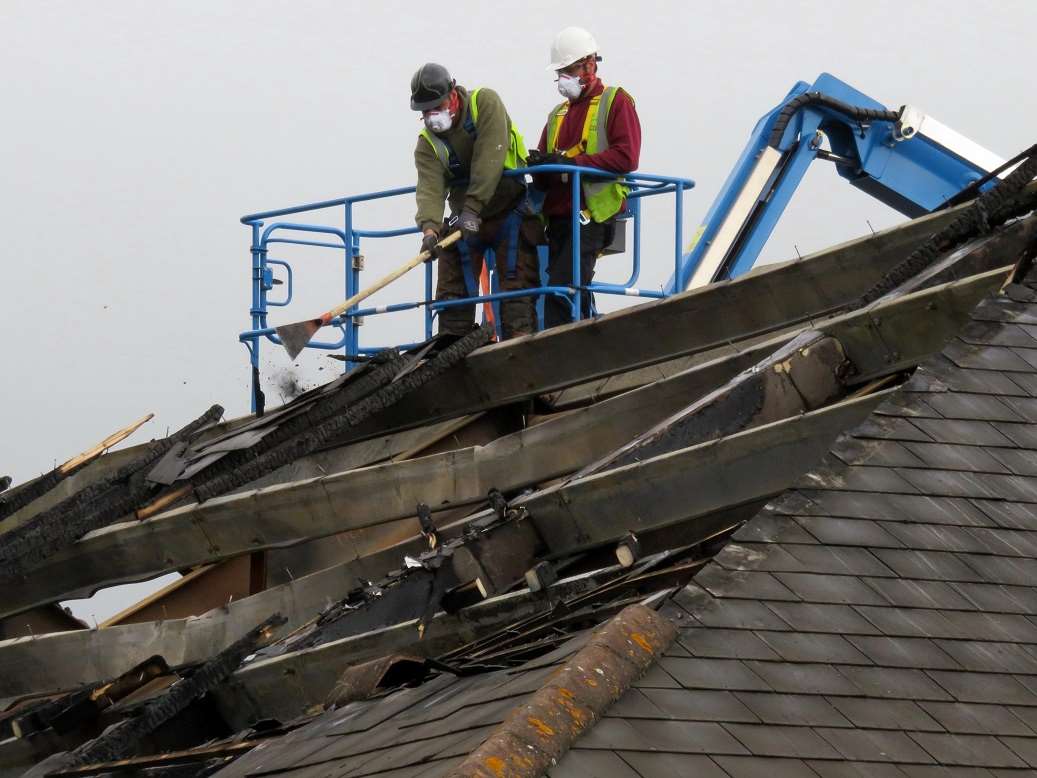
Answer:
[2, 159, 1037, 777]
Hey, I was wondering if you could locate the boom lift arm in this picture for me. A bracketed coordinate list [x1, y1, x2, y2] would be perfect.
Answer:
[668, 72, 1006, 291]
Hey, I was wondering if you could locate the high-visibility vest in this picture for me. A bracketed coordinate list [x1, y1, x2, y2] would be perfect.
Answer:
[546, 86, 630, 223]
[420, 88, 528, 181]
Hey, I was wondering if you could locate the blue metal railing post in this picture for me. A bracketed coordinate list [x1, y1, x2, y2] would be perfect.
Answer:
[344, 201, 358, 370]
[631, 196, 642, 289]
[674, 182, 685, 287]
[570, 170, 582, 321]
[424, 258, 434, 340]
[248, 220, 265, 413]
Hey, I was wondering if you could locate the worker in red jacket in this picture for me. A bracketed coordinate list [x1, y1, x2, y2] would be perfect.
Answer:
[528, 26, 642, 328]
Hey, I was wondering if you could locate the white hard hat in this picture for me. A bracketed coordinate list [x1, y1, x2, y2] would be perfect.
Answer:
[547, 26, 599, 71]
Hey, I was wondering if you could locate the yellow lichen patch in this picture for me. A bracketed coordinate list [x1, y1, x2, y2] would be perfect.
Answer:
[629, 631, 653, 652]
[484, 755, 506, 776]
[527, 716, 555, 737]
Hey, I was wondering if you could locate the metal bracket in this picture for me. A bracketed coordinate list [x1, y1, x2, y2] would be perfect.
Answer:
[352, 254, 365, 271]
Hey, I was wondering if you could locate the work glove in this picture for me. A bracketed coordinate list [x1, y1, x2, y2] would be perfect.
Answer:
[458, 208, 482, 245]
[526, 149, 567, 167]
[420, 230, 441, 259]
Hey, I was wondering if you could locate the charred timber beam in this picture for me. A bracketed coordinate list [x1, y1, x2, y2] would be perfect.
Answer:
[524, 392, 888, 554]
[0, 415, 154, 524]
[24, 614, 285, 777]
[0, 406, 224, 582]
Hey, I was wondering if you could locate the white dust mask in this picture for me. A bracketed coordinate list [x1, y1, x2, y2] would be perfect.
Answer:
[425, 110, 453, 133]
[556, 74, 583, 100]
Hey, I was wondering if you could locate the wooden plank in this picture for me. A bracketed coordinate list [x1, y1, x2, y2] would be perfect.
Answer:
[525, 392, 889, 553]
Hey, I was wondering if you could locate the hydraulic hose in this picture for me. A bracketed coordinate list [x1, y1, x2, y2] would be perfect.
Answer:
[767, 91, 901, 149]
[855, 145, 1037, 307]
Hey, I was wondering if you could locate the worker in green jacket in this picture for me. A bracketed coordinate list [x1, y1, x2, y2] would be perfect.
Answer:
[411, 62, 542, 340]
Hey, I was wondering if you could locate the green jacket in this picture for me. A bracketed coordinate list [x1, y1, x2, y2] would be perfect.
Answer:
[414, 85, 525, 233]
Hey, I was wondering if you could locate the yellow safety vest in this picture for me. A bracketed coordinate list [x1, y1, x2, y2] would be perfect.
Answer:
[420, 88, 527, 178]
[546, 86, 630, 223]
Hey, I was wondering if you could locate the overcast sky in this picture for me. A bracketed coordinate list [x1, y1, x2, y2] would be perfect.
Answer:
[3, 0, 1034, 620]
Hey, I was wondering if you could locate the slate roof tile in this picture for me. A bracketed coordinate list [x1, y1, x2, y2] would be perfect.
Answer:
[772, 572, 893, 605]
[689, 595, 793, 631]
[832, 438, 927, 468]
[636, 688, 759, 723]
[845, 636, 961, 670]
[796, 517, 905, 548]
[969, 500, 1037, 531]
[788, 491, 992, 527]
[918, 701, 1035, 736]
[998, 736, 1037, 768]
[711, 755, 821, 777]
[814, 727, 935, 763]
[652, 657, 771, 692]
[879, 523, 991, 554]
[909, 418, 1016, 447]
[577, 717, 749, 755]
[604, 688, 668, 719]
[990, 420, 1037, 448]
[907, 732, 1028, 768]
[615, 750, 729, 778]
[676, 628, 782, 661]
[924, 671, 1037, 705]
[805, 761, 911, 777]
[869, 549, 986, 583]
[546, 749, 642, 778]
[722, 723, 842, 759]
[741, 661, 859, 696]
[950, 581, 1037, 615]
[985, 446, 1037, 476]
[765, 602, 882, 635]
[780, 545, 897, 577]
[824, 697, 943, 733]
[734, 513, 818, 544]
[755, 631, 872, 665]
[696, 568, 802, 601]
[861, 578, 979, 611]
[732, 692, 853, 727]
[901, 442, 1012, 473]
[922, 393, 1025, 423]
[959, 554, 1037, 586]
[853, 415, 935, 442]
[933, 640, 1037, 674]
[837, 665, 954, 701]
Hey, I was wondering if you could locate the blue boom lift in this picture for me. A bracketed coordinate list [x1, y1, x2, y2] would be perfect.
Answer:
[670, 72, 1007, 291]
[239, 72, 1009, 409]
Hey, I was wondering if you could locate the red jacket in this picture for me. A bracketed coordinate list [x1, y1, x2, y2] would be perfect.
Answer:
[536, 79, 642, 217]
